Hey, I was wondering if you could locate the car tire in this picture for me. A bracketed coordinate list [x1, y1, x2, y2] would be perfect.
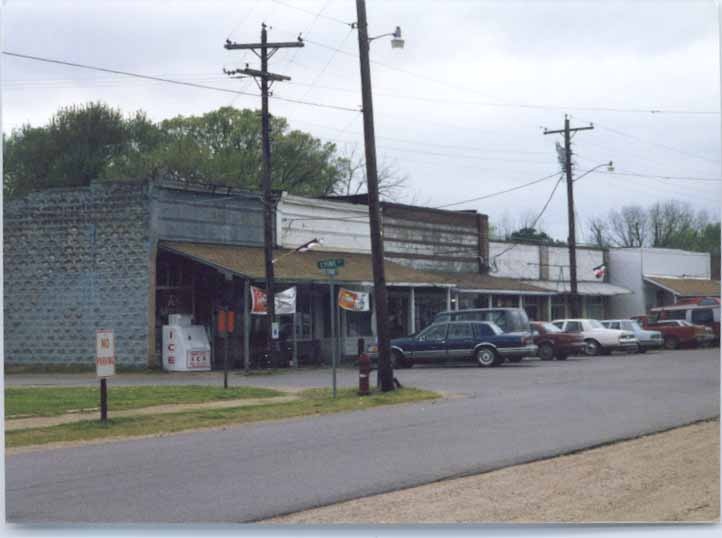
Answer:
[637, 345, 647, 354]
[539, 342, 555, 361]
[663, 336, 679, 350]
[475, 346, 498, 368]
[584, 339, 601, 356]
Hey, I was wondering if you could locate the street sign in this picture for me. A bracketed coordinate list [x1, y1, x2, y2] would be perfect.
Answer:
[96, 329, 115, 378]
[320, 268, 337, 277]
[317, 258, 345, 270]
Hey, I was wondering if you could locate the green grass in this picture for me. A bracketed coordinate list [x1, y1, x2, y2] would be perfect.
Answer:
[5, 385, 285, 418]
[6, 387, 440, 448]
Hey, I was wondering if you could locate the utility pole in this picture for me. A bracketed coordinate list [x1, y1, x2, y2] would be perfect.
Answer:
[355, 0, 394, 392]
[544, 115, 593, 318]
[225, 25, 303, 367]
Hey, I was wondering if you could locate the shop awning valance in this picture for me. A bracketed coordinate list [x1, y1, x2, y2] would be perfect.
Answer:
[160, 241, 454, 287]
[644, 275, 720, 298]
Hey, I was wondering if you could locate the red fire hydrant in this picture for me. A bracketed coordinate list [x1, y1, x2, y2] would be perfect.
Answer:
[358, 353, 371, 396]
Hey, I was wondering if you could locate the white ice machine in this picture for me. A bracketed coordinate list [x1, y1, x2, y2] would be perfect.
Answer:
[162, 314, 211, 371]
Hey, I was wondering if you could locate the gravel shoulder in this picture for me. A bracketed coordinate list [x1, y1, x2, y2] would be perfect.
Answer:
[266, 419, 720, 524]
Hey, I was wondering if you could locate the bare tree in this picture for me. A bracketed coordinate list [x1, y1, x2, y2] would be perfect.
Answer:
[608, 205, 647, 247]
[333, 144, 409, 202]
[586, 216, 610, 248]
[648, 200, 698, 247]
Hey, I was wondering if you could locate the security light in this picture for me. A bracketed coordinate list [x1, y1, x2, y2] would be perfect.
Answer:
[390, 26, 404, 49]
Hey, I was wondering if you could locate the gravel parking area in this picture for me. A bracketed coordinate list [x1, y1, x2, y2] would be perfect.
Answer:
[267, 419, 720, 524]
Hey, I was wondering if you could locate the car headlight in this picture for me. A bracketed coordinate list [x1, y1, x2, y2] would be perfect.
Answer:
[367, 344, 378, 353]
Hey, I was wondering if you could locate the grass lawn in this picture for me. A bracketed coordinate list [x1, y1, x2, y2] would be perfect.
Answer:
[6, 387, 440, 448]
[5, 385, 285, 418]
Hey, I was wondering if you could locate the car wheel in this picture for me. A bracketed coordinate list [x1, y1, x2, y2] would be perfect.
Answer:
[663, 336, 679, 350]
[475, 346, 498, 368]
[584, 339, 601, 356]
[538, 342, 555, 361]
[637, 345, 647, 354]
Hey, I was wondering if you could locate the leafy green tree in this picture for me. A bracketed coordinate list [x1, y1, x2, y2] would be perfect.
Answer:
[4, 104, 351, 198]
[509, 227, 563, 245]
[4, 102, 158, 197]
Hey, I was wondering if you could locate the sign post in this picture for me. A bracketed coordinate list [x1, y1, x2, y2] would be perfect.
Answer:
[96, 329, 115, 424]
[318, 259, 345, 398]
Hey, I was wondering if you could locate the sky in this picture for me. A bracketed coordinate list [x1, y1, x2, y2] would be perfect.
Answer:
[2, 0, 721, 241]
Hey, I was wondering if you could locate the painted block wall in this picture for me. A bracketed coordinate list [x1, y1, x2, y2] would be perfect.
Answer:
[152, 181, 265, 246]
[276, 194, 371, 253]
[488, 242, 540, 279]
[3, 182, 152, 367]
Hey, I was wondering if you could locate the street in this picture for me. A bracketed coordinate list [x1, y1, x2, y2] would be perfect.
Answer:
[5, 347, 720, 523]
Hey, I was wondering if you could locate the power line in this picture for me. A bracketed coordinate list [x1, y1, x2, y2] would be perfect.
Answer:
[435, 171, 563, 209]
[572, 118, 721, 165]
[598, 170, 722, 182]
[270, 0, 353, 27]
[490, 175, 566, 267]
[2, 51, 359, 113]
[301, 38, 720, 116]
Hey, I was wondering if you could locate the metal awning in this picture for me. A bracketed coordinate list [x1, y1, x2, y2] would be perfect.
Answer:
[644, 275, 720, 298]
[160, 241, 454, 287]
[522, 280, 633, 296]
[449, 273, 555, 295]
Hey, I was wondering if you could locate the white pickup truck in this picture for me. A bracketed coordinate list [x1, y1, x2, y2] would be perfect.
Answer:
[552, 318, 638, 356]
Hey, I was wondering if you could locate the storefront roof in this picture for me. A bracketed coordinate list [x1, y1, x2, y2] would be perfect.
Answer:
[449, 273, 555, 295]
[160, 241, 454, 287]
[522, 280, 632, 296]
[644, 275, 720, 298]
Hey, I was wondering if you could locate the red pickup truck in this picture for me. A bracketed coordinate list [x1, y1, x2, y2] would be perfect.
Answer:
[633, 316, 714, 350]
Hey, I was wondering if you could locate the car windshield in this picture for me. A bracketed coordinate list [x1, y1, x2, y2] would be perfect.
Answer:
[588, 319, 604, 329]
[541, 322, 561, 333]
[678, 320, 693, 327]
[625, 320, 642, 332]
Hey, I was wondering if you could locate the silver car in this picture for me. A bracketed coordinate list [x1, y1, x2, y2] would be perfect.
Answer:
[601, 319, 663, 353]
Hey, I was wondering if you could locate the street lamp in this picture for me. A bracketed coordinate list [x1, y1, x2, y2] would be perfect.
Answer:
[272, 238, 322, 264]
[573, 161, 614, 182]
[354, 0, 404, 392]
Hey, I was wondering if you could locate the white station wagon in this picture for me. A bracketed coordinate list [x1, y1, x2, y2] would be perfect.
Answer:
[551, 318, 638, 356]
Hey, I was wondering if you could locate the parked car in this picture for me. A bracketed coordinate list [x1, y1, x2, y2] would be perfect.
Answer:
[530, 321, 586, 360]
[649, 297, 720, 343]
[634, 316, 715, 349]
[369, 320, 537, 368]
[433, 308, 534, 361]
[601, 319, 662, 353]
[551, 318, 638, 356]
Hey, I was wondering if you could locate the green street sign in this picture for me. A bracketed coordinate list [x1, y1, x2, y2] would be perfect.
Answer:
[317, 258, 345, 270]
[321, 268, 338, 277]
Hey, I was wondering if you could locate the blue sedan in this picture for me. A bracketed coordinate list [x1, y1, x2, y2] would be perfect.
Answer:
[371, 320, 537, 368]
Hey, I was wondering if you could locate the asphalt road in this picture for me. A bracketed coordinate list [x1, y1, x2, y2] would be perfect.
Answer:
[6, 348, 720, 523]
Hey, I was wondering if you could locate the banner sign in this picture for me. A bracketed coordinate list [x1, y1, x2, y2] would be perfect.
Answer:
[338, 288, 370, 312]
[250, 286, 297, 315]
[96, 329, 116, 378]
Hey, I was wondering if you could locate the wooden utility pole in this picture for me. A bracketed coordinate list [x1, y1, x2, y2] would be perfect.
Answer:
[355, 0, 394, 392]
[544, 115, 593, 318]
[225, 25, 303, 367]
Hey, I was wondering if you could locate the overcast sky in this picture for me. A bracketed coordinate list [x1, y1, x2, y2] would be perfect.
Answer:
[2, 0, 720, 241]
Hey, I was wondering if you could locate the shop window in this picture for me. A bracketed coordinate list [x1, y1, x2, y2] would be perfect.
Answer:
[347, 310, 372, 337]
[586, 296, 604, 320]
[493, 295, 518, 308]
[415, 292, 447, 332]
[523, 296, 541, 321]
[551, 297, 566, 320]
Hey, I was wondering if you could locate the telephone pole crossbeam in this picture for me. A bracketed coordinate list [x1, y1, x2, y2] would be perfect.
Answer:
[544, 115, 594, 318]
[225, 24, 304, 368]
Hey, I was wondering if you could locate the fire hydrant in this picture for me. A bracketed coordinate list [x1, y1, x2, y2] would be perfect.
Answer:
[358, 353, 371, 396]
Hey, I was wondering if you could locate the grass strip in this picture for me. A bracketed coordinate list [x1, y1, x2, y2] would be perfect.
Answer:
[6, 387, 440, 448]
[5, 385, 285, 418]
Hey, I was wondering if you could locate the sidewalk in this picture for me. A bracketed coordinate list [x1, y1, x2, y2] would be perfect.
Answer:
[5, 394, 298, 431]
